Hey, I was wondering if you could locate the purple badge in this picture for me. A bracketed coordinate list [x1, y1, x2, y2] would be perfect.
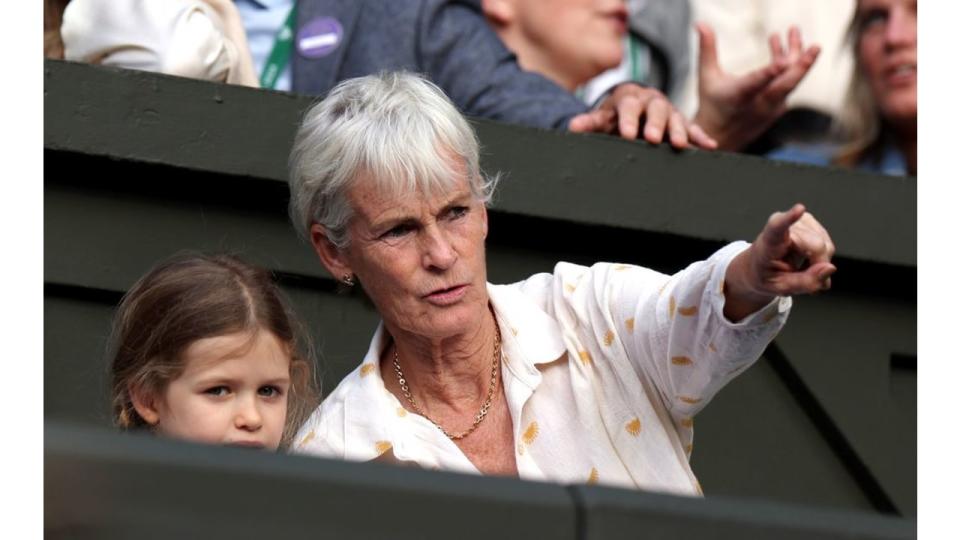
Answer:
[296, 17, 344, 59]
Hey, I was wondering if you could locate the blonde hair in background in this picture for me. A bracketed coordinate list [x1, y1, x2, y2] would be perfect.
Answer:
[833, 4, 884, 168]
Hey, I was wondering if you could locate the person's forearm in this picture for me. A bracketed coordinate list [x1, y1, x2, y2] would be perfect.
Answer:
[722, 247, 776, 322]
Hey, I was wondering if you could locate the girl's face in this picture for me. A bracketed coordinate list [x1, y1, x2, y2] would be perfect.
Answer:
[139, 329, 291, 450]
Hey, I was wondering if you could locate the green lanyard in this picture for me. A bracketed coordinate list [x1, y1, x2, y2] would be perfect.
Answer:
[575, 34, 647, 103]
[259, 6, 296, 89]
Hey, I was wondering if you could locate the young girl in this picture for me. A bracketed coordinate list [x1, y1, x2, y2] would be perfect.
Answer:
[109, 253, 319, 450]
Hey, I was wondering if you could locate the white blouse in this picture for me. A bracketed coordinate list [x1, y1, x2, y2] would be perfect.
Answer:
[292, 242, 790, 496]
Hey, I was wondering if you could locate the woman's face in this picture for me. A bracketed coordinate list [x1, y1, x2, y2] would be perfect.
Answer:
[511, 0, 628, 88]
[332, 171, 491, 342]
[857, 0, 917, 126]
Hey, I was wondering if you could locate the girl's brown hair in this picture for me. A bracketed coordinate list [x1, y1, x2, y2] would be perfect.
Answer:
[109, 253, 319, 448]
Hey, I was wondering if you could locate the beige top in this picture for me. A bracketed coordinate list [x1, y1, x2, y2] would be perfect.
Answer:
[292, 242, 790, 495]
[60, 0, 258, 87]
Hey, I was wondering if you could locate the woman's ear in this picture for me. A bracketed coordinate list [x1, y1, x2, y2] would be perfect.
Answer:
[310, 224, 353, 281]
[129, 384, 161, 426]
[480, 204, 489, 240]
[482, 0, 515, 26]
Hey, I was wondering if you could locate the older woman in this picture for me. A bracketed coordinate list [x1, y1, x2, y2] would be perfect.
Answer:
[289, 72, 835, 494]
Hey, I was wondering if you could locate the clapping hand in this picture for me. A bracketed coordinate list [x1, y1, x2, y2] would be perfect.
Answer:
[693, 23, 820, 151]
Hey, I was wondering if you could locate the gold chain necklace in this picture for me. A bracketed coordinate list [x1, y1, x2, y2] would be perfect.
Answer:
[393, 322, 502, 441]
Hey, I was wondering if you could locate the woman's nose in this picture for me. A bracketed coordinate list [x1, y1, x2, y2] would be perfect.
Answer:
[885, 6, 916, 47]
[421, 225, 457, 270]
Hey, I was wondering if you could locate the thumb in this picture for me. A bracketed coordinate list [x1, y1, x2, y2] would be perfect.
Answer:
[696, 22, 720, 77]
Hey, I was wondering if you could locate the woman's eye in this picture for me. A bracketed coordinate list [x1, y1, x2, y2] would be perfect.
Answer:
[258, 386, 282, 398]
[204, 386, 229, 397]
[382, 224, 413, 239]
[448, 206, 469, 220]
[860, 9, 887, 31]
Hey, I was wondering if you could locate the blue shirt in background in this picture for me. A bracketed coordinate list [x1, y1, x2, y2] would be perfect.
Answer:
[767, 142, 908, 176]
[235, 0, 294, 91]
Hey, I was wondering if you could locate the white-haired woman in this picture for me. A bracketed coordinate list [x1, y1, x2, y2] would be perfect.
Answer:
[289, 72, 836, 494]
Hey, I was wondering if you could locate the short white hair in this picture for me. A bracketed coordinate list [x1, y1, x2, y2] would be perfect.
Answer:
[288, 71, 499, 248]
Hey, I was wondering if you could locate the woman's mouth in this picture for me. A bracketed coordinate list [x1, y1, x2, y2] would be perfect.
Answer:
[885, 62, 916, 86]
[424, 284, 468, 305]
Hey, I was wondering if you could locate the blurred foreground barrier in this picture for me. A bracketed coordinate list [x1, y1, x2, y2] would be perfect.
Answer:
[44, 60, 915, 517]
[45, 422, 915, 540]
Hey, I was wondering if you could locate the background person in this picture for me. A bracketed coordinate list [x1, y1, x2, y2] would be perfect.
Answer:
[288, 72, 836, 493]
[53, 0, 260, 87]
[290, 0, 714, 149]
[483, 0, 820, 151]
[110, 253, 320, 450]
[768, 0, 917, 175]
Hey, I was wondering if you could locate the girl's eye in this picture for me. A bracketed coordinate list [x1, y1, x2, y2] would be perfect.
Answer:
[258, 386, 282, 398]
[204, 386, 229, 397]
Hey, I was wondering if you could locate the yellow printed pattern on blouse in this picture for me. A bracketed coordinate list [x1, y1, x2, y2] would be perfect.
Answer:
[625, 317, 635, 333]
[579, 350, 593, 365]
[396, 407, 408, 417]
[626, 418, 642, 436]
[375, 441, 392, 456]
[669, 296, 676, 318]
[297, 430, 316, 448]
[680, 417, 694, 429]
[671, 356, 693, 366]
[708, 342, 718, 353]
[678, 305, 698, 317]
[678, 396, 702, 405]
[587, 467, 600, 484]
[603, 330, 615, 346]
[360, 364, 376, 377]
[522, 421, 539, 446]
[565, 283, 577, 293]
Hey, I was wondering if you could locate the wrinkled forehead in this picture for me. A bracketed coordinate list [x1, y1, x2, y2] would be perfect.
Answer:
[346, 167, 477, 222]
[347, 147, 477, 209]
